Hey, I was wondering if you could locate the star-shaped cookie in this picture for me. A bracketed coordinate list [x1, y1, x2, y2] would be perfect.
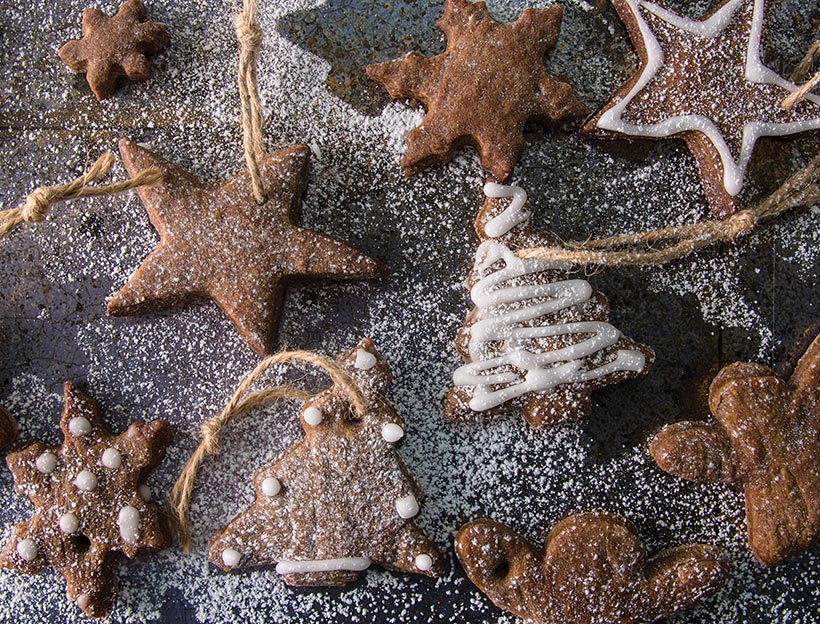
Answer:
[58, 0, 170, 101]
[108, 138, 383, 356]
[584, 0, 820, 218]
[367, 0, 587, 181]
[0, 383, 173, 618]
[209, 339, 443, 585]
[649, 332, 820, 565]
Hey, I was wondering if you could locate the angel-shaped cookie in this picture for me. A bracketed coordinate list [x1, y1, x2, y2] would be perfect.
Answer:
[456, 513, 727, 624]
[650, 333, 820, 565]
[445, 182, 654, 428]
[209, 338, 443, 585]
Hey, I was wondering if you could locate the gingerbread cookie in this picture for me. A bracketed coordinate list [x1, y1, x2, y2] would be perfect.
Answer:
[456, 514, 728, 624]
[445, 182, 654, 428]
[583, 0, 820, 218]
[367, 0, 587, 181]
[58, 0, 170, 100]
[0, 405, 17, 449]
[0, 382, 173, 618]
[209, 338, 443, 585]
[108, 138, 383, 356]
[649, 332, 820, 565]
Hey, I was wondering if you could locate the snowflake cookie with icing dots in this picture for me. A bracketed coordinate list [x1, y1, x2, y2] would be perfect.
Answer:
[209, 338, 443, 585]
[0, 382, 173, 618]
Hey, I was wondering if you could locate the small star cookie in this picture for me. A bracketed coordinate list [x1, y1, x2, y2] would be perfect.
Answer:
[650, 332, 820, 565]
[367, 0, 587, 181]
[209, 338, 443, 585]
[584, 0, 820, 218]
[0, 383, 173, 618]
[456, 514, 728, 624]
[109, 138, 383, 356]
[58, 0, 170, 100]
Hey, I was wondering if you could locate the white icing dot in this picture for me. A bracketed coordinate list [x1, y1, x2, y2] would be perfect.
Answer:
[381, 423, 404, 443]
[68, 416, 92, 437]
[73, 470, 98, 492]
[139, 485, 152, 501]
[16, 538, 37, 562]
[118, 506, 140, 543]
[261, 477, 281, 497]
[35, 452, 58, 474]
[415, 553, 434, 571]
[222, 548, 242, 567]
[59, 513, 79, 534]
[303, 407, 323, 426]
[101, 447, 122, 469]
[354, 348, 377, 370]
[395, 494, 420, 519]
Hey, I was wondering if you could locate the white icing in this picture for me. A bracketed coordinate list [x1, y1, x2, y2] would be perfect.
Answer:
[275, 557, 371, 574]
[73, 470, 98, 492]
[303, 406, 323, 426]
[68, 416, 92, 437]
[16, 538, 37, 562]
[101, 447, 122, 469]
[415, 553, 434, 571]
[596, 0, 820, 197]
[483, 182, 530, 237]
[59, 512, 79, 534]
[452, 241, 646, 412]
[118, 506, 140, 543]
[395, 494, 420, 519]
[35, 452, 58, 474]
[381, 423, 404, 443]
[139, 485, 152, 501]
[75, 594, 91, 611]
[261, 476, 281, 497]
[222, 548, 242, 567]
[354, 348, 377, 370]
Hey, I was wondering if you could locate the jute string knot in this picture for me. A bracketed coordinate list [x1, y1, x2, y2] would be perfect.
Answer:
[0, 151, 161, 239]
[170, 349, 367, 553]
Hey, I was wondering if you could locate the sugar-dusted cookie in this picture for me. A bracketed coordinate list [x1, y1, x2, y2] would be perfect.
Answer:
[583, 0, 820, 218]
[445, 182, 654, 428]
[0, 382, 173, 618]
[108, 138, 383, 356]
[0, 405, 17, 449]
[650, 333, 820, 565]
[58, 0, 170, 100]
[367, 0, 587, 181]
[209, 338, 443, 585]
[456, 514, 728, 624]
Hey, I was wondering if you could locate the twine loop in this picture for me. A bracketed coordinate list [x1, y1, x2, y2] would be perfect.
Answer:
[782, 40, 820, 110]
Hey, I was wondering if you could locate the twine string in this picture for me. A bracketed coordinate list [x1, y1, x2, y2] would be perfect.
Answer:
[235, 0, 267, 204]
[516, 154, 820, 267]
[782, 40, 820, 110]
[0, 152, 161, 239]
[170, 349, 366, 553]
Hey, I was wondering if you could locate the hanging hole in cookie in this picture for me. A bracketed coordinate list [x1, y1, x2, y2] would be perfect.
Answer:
[72, 534, 91, 553]
[490, 559, 510, 580]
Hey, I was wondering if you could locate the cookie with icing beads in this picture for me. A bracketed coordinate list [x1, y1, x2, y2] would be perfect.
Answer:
[367, 0, 587, 181]
[456, 514, 728, 624]
[649, 332, 820, 565]
[445, 182, 654, 428]
[0, 382, 173, 618]
[583, 0, 820, 218]
[209, 338, 443, 585]
[0, 405, 17, 449]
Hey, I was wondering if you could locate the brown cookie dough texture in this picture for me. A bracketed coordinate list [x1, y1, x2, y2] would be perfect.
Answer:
[456, 514, 728, 624]
[58, 0, 170, 100]
[367, 0, 587, 181]
[0, 382, 173, 618]
[0, 405, 17, 449]
[108, 138, 383, 356]
[209, 338, 444, 585]
[583, 0, 820, 219]
[650, 333, 820, 565]
[445, 184, 654, 428]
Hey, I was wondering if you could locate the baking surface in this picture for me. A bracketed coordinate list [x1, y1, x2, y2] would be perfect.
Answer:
[1, 0, 819, 622]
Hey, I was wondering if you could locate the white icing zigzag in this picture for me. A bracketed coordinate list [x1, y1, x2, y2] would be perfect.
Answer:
[452, 183, 646, 412]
